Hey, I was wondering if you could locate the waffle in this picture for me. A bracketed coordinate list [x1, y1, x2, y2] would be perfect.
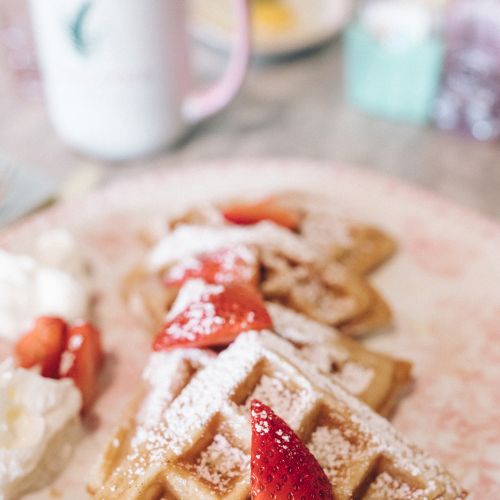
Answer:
[277, 191, 397, 275]
[127, 216, 393, 336]
[89, 331, 465, 499]
[127, 189, 395, 337]
[154, 278, 411, 417]
[260, 248, 392, 335]
[267, 302, 411, 416]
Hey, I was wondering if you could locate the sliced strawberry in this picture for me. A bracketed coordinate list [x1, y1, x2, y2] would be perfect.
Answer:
[68, 321, 104, 369]
[153, 283, 272, 352]
[250, 400, 333, 500]
[60, 321, 103, 413]
[222, 197, 300, 230]
[14, 316, 67, 379]
[164, 246, 259, 288]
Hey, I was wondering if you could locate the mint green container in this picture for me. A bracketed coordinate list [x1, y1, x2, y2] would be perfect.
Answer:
[344, 23, 444, 124]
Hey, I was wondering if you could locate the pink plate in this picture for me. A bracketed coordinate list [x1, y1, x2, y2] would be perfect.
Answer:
[1, 160, 499, 499]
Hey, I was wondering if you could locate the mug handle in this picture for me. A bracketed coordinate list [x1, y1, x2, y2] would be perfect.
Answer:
[183, 0, 251, 124]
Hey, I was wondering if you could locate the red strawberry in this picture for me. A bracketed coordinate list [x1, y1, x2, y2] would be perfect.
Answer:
[164, 246, 259, 288]
[152, 283, 272, 352]
[250, 400, 334, 500]
[60, 321, 103, 413]
[15, 316, 67, 379]
[222, 197, 300, 230]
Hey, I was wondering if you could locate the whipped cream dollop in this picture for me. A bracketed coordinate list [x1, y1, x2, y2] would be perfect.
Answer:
[0, 359, 82, 500]
[0, 229, 90, 341]
[148, 222, 315, 272]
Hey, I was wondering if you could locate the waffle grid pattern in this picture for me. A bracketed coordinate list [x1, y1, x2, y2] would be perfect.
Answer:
[91, 332, 465, 499]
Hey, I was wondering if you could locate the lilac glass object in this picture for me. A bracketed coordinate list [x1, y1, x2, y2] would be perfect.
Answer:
[434, 0, 500, 141]
[0, 0, 40, 100]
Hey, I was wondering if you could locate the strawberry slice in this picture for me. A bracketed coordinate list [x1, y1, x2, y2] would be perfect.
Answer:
[250, 400, 333, 500]
[164, 246, 259, 288]
[153, 283, 272, 352]
[15, 316, 67, 379]
[60, 321, 103, 413]
[222, 197, 300, 230]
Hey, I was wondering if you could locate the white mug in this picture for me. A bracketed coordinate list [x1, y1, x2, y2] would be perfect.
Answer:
[29, 0, 250, 160]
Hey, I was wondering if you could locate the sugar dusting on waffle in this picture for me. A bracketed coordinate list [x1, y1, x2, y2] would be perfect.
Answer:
[267, 303, 376, 397]
[138, 350, 215, 430]
[244, 373, 315, 431]
[188, 434, 249, 493]
[148, 222, 315, 272]
[120, 335, 263, 485]
[111, 331, 464, 498]
[307, 426, 359, 479]
[165, 244, 257, 285]
[334, 362, 374, 395]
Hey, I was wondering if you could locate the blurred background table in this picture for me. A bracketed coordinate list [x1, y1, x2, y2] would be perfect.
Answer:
[1, 39, 500, 218]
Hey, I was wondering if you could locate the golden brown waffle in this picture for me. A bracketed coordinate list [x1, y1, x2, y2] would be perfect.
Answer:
[260, 249, 392, 335]
[267, 302, 411, 416]
[298, 210, 396, 275]
[135, 277, 410, 417]
[276, 191, 397, 275]
[121, 265, 178, 330]
[143, 189, 397, 336]
[131, 216, 394, 336]
[90, 332, 465, 499]
[337, 285, 393, 337]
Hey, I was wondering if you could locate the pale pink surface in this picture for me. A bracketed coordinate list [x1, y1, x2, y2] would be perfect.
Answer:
[0, 160, 499, 499]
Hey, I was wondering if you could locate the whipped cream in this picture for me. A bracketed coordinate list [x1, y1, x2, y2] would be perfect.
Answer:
[0, 229, 90, 341]
[0, 359, 82, 500]
[148, 222, 315, 272]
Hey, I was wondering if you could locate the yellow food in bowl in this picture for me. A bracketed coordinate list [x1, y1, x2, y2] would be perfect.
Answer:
[252, 0, 295, 32]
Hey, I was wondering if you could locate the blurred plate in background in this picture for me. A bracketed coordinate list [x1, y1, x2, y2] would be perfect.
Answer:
[190, 0, 353, 58]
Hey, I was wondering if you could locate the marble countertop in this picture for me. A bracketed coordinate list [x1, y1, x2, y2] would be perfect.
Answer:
[1, 39, 500, 220]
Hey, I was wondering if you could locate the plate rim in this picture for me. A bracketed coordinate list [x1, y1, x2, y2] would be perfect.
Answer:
[2, 158, 499, 244]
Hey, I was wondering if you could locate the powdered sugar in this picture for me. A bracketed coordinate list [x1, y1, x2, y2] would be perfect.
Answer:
[308, 426, 358, 481]
[334, 362, 374, 395]
[166, 280, 222, 319]
[188, 434, 249, 492]
[246, 374, 314, 431]
[166, 256, 202, 282]
[267, 302, 339, 345]
[367, 471, 425, 499]
[301, 211, 354, 254]
[165, 301, 221, 342]
[110, 331, 462, 498]
[157, 280, 271, 348]
[165, 245, 257, 286]
[138, 350, 215, 430]
[267, 303, 375, 397]
[148, 222, 315, 272]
